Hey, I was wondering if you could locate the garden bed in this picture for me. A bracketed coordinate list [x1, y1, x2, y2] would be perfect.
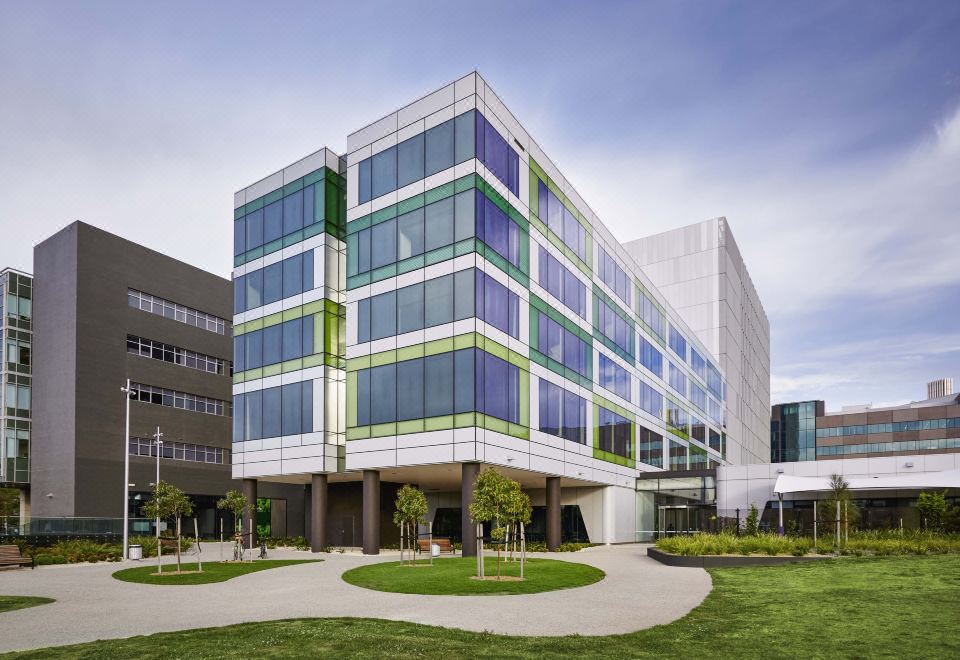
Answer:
[648, 547, 831, 567]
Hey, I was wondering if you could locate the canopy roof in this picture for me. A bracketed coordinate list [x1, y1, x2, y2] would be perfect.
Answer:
[773, 469, 960, 495]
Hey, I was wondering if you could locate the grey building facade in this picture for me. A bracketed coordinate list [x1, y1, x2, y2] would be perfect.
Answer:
[28, 222, 282, 534]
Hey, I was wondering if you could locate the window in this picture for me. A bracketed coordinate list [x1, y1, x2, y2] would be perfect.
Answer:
[636, 288, 664, 340]
[639, 336, 662, 378]
[691, 416, 706, 443]
[639, 380, 663, 419]
[637, 426, 663, 468]
[709, 428, 722, 453]
[707, 362, 723, 399]
[597, 406, 631, 458]
[669, 440, 688, 470]
[132, 383, 227, 416]
[691, 349, 706, 380]
[598, 246, 630, 306]
[536, 312, 589, 378]
[477, 194, 520, 267]
[598, 353, 630, 401]
[596, 298, 634, 358]
[371, 218, 397, 269]
[128, 289, 226, 334]
[668, 362, 687, 396]
[354, 348, 520, 427]
[538, 378, 586, 444]
[372, 145, 397, 199]
[476, 111, 519, 196]
[232, 381, 312, 441]
[425, 119, 455, 177]
[264, 200, 282, 243]
[477, 271, 519, 338]
[668, 326, 687, 361]
[708, 397, 722, 426]
[129, 437, 228, 465]
[234, 251, 314, 313]
[691, 383, 707, 412]
[397, 133, 424, 189]
[538, 246, 586, 319]
[667, 401, 689, 437]
[127, 335, 226, 375]
[233, 316, 316, 372]
[537, 180, 587, 262]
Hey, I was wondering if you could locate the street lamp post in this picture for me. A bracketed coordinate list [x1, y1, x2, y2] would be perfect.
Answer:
[120, 380, 133, 560]
[153, 426, 163, 573]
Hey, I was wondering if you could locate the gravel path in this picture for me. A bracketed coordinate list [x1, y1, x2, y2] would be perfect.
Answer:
[0, 543, 711, 653]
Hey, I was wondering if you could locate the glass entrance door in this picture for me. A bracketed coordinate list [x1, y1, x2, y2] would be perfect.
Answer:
[658, 505, 689, 538]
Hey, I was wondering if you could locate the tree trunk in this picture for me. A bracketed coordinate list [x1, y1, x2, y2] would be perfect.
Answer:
[176, 517, 182, 573]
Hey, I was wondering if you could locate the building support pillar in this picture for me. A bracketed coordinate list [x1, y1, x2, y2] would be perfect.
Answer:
[311, 473, 328, 552]
[18, 489, 30, 527]
[362, 470, 380, 555]
[546, 476, 561, 551]
[241, 478, 258, 546]
[461, 462, 480, 557]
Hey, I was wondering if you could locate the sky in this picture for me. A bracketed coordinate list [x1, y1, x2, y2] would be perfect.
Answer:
[1, 1, 958, 411]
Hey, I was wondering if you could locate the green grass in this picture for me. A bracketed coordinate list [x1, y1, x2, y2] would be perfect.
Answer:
[0, 596, 54, 614]
[112, 560, 320, 585]
[656, 530, 960, 556]
[341, 556, 604, 595]
[6, 555, 960, 658]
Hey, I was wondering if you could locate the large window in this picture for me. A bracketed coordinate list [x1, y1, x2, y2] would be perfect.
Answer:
[129, 437, 228, 465]
[708, 397, 723, 426]
[669, 440, 688, 470]
[637, 426, 663, 468]
[354, 348, 520, 426]
[356, 269, 517, 343]
[234, 251, 314, 313]
[707, 362, 723, 399]
[597, 406, 631, 459]
[127, 335, 226, 375]
[709, 428, 722, 454]
[537, 180, 587, 263]
[639, 380, 663, 419]
[234, 315, 314, 372]
[668, 362, 687, 397]
[128, 289, 226, 335]
[357, 110, 518, 204]
[636, 288, 664, 340]
[691, 382, 707, 412]
[668, 326, 687, 361]
[132, 383, 227, 416]
[666, 401, 689, 437]
[538, 379, 587, 444]
[536, 312, 590, 378]
[232, 380, 313, 442]
[598, 246, 630, 306]
[598, 353, 630, 401]
[690, 348, 706, 380]
[596, 298, 634, 358]
[691, 415, 706, 443]
[538, 246, 586, 319]
[639, 336, 662, 379]
[234, 177, 328, 258]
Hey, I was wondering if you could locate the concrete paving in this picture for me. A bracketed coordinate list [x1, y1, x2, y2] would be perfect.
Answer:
[0, 543, 711, 653]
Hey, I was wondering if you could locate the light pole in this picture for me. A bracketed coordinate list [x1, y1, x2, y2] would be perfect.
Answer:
[153, 426, 163, 572]
[120, 380, 134, 560]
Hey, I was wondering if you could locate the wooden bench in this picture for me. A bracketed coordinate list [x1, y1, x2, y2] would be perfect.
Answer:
[416, 538, 456, 555]
[0, 545, 34, 569]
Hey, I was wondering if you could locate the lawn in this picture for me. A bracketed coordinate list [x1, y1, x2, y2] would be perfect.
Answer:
[341, 556, 605, 595]
[7, 555, 960, 658]
[112, 560, 320, 585]
[0, 597, 54, 614]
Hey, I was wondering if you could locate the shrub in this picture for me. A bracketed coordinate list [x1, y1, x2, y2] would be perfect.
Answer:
[264, 536, 309, 551]
[656, 530, 960, 557]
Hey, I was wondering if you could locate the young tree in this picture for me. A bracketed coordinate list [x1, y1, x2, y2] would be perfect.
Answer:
[144, 481, 194, 573]
[469, 469, 522, 579]
[217, 490, 249, 560]
[743, 503, 760, 536]
[393, 484, 428, 566]
[917, 490, 948, 531]
[505, 487, 532, 570]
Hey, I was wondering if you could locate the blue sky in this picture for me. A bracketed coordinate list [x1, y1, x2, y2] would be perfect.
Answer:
[1, 1, 958, 411]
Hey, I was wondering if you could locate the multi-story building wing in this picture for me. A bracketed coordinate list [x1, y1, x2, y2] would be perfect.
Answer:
[230, 150, 347, 542]
[339, 72, 731, 551]
[1, 268, 32, 504]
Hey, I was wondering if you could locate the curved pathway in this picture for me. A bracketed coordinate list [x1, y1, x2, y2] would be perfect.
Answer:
[0, 544, 711, 653]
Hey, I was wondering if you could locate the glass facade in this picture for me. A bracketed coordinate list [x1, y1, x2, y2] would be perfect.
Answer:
[770, 401, 818, 462]
[1, 269, 31, 485]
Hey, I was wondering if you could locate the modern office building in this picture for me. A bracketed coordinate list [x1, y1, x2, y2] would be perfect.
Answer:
[1, 268, 32, 520]
[30, 222, 257, 534]
[234, 72, 742, 552]
[928, 378, 953, 399]
[624, 217, 771, 465]
[770, 390, 960, 462]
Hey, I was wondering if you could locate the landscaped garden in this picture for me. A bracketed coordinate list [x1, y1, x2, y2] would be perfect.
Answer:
[342, 556, 604, 595]
[112, 559, 320, 585]
[0, 596, 54, 614]
[7, 554, 959, 658]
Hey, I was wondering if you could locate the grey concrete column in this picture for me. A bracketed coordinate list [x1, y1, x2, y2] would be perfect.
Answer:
[362, 470, 380, 555]
[461, 462, 481, 557]
[241, 478, 258, 545]
[311, 473, 328, 552]
[546, 476, 561, 551]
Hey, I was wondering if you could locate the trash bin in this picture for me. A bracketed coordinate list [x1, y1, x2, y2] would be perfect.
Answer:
[128, 544, 143, 561]
[431, 543, 440, 558]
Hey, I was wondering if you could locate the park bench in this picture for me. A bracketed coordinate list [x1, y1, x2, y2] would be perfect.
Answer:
[0, 544, 34, 569]
[416, 538, 456, 555]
